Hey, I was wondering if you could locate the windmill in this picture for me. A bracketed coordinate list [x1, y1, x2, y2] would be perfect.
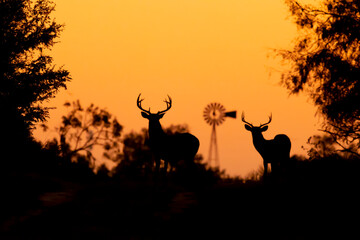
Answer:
[203, 103, 236, 168]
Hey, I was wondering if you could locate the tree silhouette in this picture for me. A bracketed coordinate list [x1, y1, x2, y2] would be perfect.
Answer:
[0, 0, 70, 126]
[0, 0, 70, 166]
[306, 135, 337, 160]
[304, 134, 359, 161]
[112, 128, 152, 178]
[43, 100, 123, 168]
[279, 0, 360, 156]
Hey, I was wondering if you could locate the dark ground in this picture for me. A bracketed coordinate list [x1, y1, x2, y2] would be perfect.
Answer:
[0, 171, 359, 240]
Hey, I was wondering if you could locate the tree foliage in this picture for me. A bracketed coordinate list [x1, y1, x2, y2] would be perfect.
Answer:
[0, 0, 70, 126]
[113, 129, 152, 177]
[304, 133, 359, 160]
[279, 0, 360, 155]
[44, 100, 123, 167]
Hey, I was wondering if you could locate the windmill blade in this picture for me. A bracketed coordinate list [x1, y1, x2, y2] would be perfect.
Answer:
[225, 111, 237, 119]
[203, 102, 226, 126]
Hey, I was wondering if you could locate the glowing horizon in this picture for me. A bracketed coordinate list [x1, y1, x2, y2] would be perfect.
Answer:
[35, 0, 320, 177]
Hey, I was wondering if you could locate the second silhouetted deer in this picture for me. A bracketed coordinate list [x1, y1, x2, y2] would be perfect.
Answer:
[242, 112, 291, 178]
[137, 94, 200, 175]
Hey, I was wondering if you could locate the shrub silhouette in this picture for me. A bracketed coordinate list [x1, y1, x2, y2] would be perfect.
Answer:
[42, 100, 123, 173]
[278, 0, 360, 156]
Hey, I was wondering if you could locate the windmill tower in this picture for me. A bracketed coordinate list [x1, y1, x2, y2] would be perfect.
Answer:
[203, 103, 236, 168]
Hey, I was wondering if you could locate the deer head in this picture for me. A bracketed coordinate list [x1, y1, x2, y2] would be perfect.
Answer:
[241, 112, 272, 133]
[137, 93, 172, 137]
[137, 93, 172, 120]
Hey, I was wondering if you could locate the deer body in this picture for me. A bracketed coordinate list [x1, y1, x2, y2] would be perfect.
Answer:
[243, 113, 291, 177]
[138, 94, 199, 173]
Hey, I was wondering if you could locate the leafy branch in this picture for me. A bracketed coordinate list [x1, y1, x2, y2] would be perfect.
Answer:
[44, 100, 123, 166]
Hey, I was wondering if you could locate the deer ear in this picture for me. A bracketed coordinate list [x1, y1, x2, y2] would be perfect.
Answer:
[260, 126, 268, 132]
[245, 124, 252, 131]
[141, 112, 149, 119]
[158, 113, 165, 119]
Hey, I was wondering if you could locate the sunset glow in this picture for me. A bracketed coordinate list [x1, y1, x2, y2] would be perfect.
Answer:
[36, 0, 319, 177]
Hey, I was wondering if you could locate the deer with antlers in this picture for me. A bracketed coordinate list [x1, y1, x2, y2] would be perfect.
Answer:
[242, 112, 291, 178]
[137, 94, 200, 175]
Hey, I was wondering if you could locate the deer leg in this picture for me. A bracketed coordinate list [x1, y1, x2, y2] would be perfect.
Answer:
[263, 161, 268, 178]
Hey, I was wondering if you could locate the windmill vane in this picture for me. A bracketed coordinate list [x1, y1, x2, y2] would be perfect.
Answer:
[203, 102, 237, 168]
[203, 102, 226, 126]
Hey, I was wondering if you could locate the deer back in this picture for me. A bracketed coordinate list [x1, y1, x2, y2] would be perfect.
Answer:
[156, 132, 198, 163]
[273, 134, 291, 157]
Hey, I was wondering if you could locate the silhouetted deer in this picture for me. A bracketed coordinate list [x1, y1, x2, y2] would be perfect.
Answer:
[242, 112, 291, 178]
[137, 94, 200, 174]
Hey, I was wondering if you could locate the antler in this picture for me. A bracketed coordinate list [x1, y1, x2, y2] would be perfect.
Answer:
[241, 112, 253, 127]
[259, 113, 272, 127]
[137, 94, 172, 115]
[137, 93, 152, 114]
[242, 112, 272, 127]
[157, 95, 172, 114]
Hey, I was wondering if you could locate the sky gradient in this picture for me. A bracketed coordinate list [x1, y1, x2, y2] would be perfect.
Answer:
[35, 0, 320, 177]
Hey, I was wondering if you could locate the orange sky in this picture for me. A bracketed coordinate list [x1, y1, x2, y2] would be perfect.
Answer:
[35, 0, 320, 177]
